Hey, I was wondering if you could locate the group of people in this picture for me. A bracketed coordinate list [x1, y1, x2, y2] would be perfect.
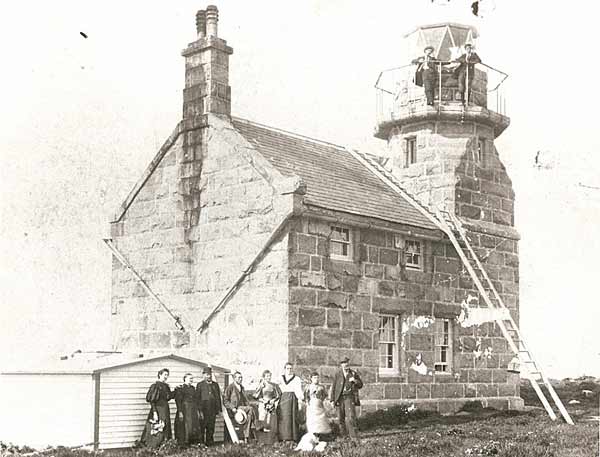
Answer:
[140, 357, 363, 448]
[411, 43, 482, 106]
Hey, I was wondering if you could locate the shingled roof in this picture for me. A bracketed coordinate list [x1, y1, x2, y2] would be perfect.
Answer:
[232, 118, 439, 231]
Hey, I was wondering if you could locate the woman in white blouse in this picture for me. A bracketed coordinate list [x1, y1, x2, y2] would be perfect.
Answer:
[277, 362, 303, 442]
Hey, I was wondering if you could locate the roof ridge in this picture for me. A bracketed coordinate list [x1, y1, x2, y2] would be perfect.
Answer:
[232, 116, 348, 152]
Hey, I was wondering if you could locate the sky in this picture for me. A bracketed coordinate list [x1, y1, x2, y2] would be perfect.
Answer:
[1, 0, 599, 378]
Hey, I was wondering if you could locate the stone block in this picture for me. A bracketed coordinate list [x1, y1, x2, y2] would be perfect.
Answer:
[435, 257, 461, 275]
[343, 276, 359, 293]
[384, 265, 401, 280]
[498, 383, 517, 397]
[380, 248, 399, 266]
[341, 311, 362, 330]
[402, 384, 417, 399]
[297, 234, 317, 254]
[378, 281, 396, 297]
[291, 347, 327, 366]
[362, 350, 379, 368]
[368, 246, 379, 263]
[477, 384, 499, 398]
[361, 384, 385, 400]
[325, 259, 361, 277]
[443, 383, 464, 398]
[317, 290, 348, 309]
[410, 334, 433, 351]
[361, 229, 387, 247]
[299, 271, 325, 288]
[310, 256, 322, 271]
[465, 383, 477, 398]
[289, 327, 312, 346]
[313, 328, 352, 348]
[290, 253, 310, 270]
[365, 264, 384, 278]
[290, 288, 316, 306]
[352, 330, 373, 349]
[362, 313, 379, 331]
[384, 384, 403, 399]
[298, 307, 326, 327]
[349, 295, 371, 312]
[491, 369, 508, 383]
[326, 309, 341, 329]
[431, 383, 445, 399]
[469, 369, 492, 383]
[416, 384, 431, 399]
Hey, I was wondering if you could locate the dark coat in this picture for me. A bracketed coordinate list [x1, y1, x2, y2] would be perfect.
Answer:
[223, 383, 250, 412]
[454, 51, 482, 76]
[329, 369, 363, 406]
[195, 380, 222, 416]
[412, 55, 441, 87]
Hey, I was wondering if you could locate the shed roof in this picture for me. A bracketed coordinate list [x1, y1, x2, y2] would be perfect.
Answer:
[232, 117, 439, 231]
[2, 353, 230, 376]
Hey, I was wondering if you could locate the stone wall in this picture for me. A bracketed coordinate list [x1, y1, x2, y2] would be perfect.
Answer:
[387, 120, 514, 229]
[110, 114, 301, 381]
[288, 216, 522, 414]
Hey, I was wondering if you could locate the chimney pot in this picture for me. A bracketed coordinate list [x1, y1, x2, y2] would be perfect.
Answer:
[206, 5, 219, 37]
[196, 10, 206, 38]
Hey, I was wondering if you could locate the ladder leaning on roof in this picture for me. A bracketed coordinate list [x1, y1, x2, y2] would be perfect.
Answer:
[435, 209, 574, 425]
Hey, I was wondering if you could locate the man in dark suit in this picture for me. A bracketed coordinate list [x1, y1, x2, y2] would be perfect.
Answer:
[329, 357, 363, 438]
[195, 367, 222, 446]
[412, 45, 440, 106]
[454, 43, 482, 105]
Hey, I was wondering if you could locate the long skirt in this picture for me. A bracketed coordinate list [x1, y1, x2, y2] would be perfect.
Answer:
[277, 392, 299, 441]
[257, 403, 279, 444]
[174, 401, 200, 445]
[306, 399, 331, 435]
[140, 402, 172, 448]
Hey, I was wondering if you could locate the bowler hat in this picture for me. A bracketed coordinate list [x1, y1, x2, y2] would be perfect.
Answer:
[202, 366, 213, 374]
[234, 409, 248, 425]
[424, 45, 434, 52]
[340, 357, 350, 364]
[464, 43, 473, 48]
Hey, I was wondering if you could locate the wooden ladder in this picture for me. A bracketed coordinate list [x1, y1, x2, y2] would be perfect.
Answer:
[436, 209, 574, 424]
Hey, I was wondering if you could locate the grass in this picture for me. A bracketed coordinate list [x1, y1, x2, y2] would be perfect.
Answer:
[2, 380, 598, 457]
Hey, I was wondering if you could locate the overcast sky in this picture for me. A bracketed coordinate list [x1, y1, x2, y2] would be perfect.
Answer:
[1, 0, 599, 378]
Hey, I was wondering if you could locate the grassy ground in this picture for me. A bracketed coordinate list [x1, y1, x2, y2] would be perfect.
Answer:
[2, 380, 598, 457]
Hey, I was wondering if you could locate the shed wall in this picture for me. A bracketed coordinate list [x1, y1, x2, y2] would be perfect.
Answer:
[0, 374, 94, 448]
[98, 358, 225, 449]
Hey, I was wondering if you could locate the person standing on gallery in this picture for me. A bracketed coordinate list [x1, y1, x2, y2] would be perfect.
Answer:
[195, 366, 222, 446]
[223, 371, 258, 443]
[304, 372, 331, 439]
[277, 362, 304, 443]
[329, 357, 363, 439]
[253, 369, 282, 444]
[174, 373, 200, 445]
[140, 368, 174, 448]
[454, 42, 482, 105]
[411, 45, 440, 106]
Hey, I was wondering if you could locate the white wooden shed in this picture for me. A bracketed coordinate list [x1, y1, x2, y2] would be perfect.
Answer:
[1, 353, 230, 450]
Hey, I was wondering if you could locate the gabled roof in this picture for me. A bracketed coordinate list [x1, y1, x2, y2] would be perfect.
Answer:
[232, 117, 439, 231]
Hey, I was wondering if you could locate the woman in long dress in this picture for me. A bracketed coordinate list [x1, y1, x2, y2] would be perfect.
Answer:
[277, 362, 304, 442]
[304, 372, 331, 438]
[253, 369, 282, 444]
[174, 373, 200, 445]
[140, 368, 174, 448]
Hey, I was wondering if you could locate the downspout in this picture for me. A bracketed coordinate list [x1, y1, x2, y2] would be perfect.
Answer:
[93, 373, 100, 450]
[196, 210, 295, 333]
[103, 239, 187, 331]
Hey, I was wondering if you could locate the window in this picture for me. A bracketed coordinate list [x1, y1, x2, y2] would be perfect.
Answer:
[379, 315, 399, 374]
[404, 239, 422, 270]
[434, 318, 453, 373]
[477, 138, 486, 166]
[329, 226, 352, 259]
[404, 137, 417, 168]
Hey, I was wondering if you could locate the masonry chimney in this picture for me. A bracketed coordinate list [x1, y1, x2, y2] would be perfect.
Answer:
[182, 5, 233, 120]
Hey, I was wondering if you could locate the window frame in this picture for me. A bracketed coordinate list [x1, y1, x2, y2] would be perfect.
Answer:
[434, 318, 453, 373]
[378, 314, 400, 376]
[404, 137, 417, 168]
[329, 225, 353, 260]
[404, 239, 423, 271]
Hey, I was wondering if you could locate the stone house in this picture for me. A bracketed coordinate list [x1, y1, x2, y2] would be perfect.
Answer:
[108, 9, 522, 413]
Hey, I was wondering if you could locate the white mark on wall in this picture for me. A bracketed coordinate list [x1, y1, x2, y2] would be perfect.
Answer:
[456, 295, 510, 327]
[472, 337, 493, 361]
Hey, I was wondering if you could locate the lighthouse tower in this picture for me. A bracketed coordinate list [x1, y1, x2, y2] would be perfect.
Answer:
[374, 22, 520, 320]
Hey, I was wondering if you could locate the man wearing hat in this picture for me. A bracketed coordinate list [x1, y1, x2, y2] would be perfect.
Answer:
[329, 357, 363, 439]
[454, 43, 482, 105]
[411, 45, 440, 106]
[195, 366, 222, 446]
